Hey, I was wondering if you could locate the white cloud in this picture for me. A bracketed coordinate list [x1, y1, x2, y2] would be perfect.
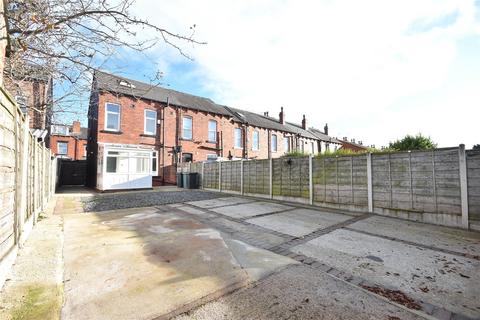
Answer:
[131, 0, 480, 148]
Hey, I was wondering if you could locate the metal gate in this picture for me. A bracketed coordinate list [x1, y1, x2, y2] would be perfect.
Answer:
[59, 159, 87, 186]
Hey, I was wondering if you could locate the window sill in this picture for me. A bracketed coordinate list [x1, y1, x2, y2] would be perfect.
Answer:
[181, 138, 193, 141]
[140, 133, 156, 137]
[101, 130, 123, 135]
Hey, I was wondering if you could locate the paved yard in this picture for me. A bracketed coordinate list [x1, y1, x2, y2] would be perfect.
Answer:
[1, 187, 479, 320]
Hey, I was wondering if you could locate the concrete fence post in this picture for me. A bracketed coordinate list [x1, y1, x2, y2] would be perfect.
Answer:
[19, 115, 30, 235]
[366, 153, 373, 213]
[201, 161, 205, 189]
[240, 160, 244, 195]
[458, 144, 469, 229]
[269, 158, 273, 199]
[309, 155, 313, 205]
[218, 161, 222, 192]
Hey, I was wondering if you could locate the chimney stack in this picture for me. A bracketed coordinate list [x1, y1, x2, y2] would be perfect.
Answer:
[279, 107, 285, 124]
[72, 120, 81, 134]
[264, 111, 269, 117]
[301, 114, 307, 129]
[324, 123, 329, 135]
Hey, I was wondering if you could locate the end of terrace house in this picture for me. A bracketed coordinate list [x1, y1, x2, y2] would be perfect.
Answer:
[86, 70, 346, 191]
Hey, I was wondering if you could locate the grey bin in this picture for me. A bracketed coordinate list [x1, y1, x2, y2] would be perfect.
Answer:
[176, 173, 184, 188]
[182, 172, 199, 189]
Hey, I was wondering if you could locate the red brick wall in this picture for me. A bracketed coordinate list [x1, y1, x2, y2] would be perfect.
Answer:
[50, 135, 87, 160]
[93, 91, 319, 185]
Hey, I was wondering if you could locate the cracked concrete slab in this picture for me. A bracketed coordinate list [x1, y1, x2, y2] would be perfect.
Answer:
[291, 228, 480, 319]
[246, 208, 352, 237]
[349, 215, 480, 256]
[210, 201, 293, 219]
[175, 265, 425, 320]
[61, 206, 297, 320]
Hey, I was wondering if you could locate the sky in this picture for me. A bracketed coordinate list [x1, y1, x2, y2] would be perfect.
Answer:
[104, 0, 480, 149]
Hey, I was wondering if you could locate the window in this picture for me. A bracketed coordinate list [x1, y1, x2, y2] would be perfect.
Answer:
[105, 103, 120, 131]
[284, 137, 289, 152]
[84, 145, 87, 158]
[208, 120, 217, 142]
[57, 142, 68, 155]
[135, 157, 149, 173]
[301, 140, 304, 153]
[152, 152, 157, 173]
[182, 116, 192, 140]
[106, 156, 129, 173]
[311, 142, 315, 154]
[182, 153, 193, 163]
[234, 128, 242, 148]
[252, 130, 259, 151]
[271, 134, 277, 152]
[51, 125, 69, 135]
[207, 154, 218, 161]
[144, 110, 157, 135]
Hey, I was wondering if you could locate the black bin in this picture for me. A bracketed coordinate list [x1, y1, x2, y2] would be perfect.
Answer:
[176, 173, 183, 188]
[182, 172, 199, 189]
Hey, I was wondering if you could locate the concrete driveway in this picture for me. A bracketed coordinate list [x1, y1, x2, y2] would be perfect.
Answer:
[2, 187, 478, 320]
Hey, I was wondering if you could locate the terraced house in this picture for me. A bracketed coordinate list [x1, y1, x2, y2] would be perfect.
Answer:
[87, 71, 339, 191]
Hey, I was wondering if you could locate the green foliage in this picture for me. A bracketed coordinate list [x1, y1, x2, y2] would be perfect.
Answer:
[473, 144, 480, 150]
[388, 134, 437, 151]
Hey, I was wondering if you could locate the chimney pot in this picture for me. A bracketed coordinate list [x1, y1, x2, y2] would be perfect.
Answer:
[324, 123, 329, 135]
[301, 114, 307, 129]
[279, 107, 285, 125]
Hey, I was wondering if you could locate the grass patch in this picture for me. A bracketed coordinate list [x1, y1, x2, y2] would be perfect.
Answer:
[11, 284, 62, 320]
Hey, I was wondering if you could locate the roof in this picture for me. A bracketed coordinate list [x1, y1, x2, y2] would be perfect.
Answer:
[94, 70, 335, 140]
[308, 127, 341, 144]
[31, 128, 48, 140]
[50, 124, 88, 140]
[94, 70, 232, 116]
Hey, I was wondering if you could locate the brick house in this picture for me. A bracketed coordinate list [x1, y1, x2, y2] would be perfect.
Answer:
[50, 120, 88, 160]
[87, 71, 336, 191]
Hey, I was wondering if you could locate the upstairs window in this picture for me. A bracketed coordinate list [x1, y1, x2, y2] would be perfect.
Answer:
[208, 120, 217, 142]
[252, 130, 259, 151]
[271, 134, 278, 152]
[105, 103, 120, 131]
[182, 116, 192, 140]
[234, 128, 242, 148]
[284, 137, 290, 152]
[144, 110, 157, 135]
[57, 142, 68, 155]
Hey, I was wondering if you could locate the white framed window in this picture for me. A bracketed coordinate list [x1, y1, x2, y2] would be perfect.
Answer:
[271, 134, 277, 152]
[234, 128, 242, 148]
[144, 110, 157, 135]
[152, 152, 157, 174]
[207, 154, 218, 161]
[208, 120, 217, 142]
[284, 137, 289, 152]
[105, 103, 121, 131]
[252, 130, 259, 151]
[51, 125, 69, 135]
[182, 116, 193, 140]
[57, 142, 68, 155]
[311, 142, 315, 154]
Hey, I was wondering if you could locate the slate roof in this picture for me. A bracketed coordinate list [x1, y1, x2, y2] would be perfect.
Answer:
[94, 70, 333, 141]
[308, 127, 341, 144]
[94, 70, 232, 116]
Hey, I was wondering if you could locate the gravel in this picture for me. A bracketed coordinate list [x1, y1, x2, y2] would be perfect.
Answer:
[82, 190, 229, 212]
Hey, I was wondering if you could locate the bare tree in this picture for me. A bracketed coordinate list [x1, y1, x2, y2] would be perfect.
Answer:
[4, 0, 204, 125]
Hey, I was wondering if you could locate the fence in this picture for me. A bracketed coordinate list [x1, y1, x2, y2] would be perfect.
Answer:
[181, 145, 479, 230]
[0, 86, 56, 287]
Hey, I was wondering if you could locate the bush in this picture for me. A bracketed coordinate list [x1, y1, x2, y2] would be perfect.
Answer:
[389, 134, 437, 151]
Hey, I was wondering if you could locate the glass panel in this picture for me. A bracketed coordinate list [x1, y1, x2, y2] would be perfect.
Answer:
[145, 110, 156, 119]
[253, 131, 259, 150]
[182, 153, 193, 163]
[106, 113, 119, 130]
[207, 154, 217, 161]
[235, 128, 242, 148]
[118, 157, 129, 173]
[272, 135, 277, 152]
[145, 118, 155, 134]
[106, 103, 120, 113]
[152, 157, 157, 172]
[132, 152, 150, 157]
[208, 120, 217, 142]
[182, 117, 192, 139]
[106, 156, 117, 172]
[57, 142, 68, 155]
[284, 137, 289, 152]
